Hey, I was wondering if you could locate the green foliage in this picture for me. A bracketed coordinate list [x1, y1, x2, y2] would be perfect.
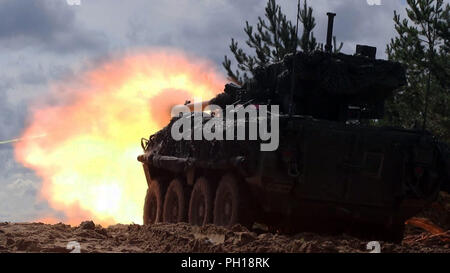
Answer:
[223, 0, 343, 85]
[384, 0, 449, 143]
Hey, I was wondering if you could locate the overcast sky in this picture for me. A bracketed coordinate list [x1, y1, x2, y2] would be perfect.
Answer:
[0, 0, 424, 222]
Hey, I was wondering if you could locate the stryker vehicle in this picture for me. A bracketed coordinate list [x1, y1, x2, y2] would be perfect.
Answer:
[137, 13, 449, 241]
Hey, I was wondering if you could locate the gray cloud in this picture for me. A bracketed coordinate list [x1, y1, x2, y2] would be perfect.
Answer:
[0, 0, 107, 53]
[0, 81, 28, 141]
[120, 0, 407, 67]
[0, 149, 57, 222]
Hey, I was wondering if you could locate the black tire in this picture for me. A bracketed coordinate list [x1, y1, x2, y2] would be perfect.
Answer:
[188, 177, 214, 226]
[163, 178, 188, 223]
[213, 173, 252, 227]
[143, 180, 164, 225]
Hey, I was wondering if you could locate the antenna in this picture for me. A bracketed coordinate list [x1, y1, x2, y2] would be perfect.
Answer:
[288, 0, 301, 117]
[325, 12, 336, 53]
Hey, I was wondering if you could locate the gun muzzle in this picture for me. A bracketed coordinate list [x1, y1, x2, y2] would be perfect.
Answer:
[325, 12, 336, 53]
[185, 100, 210, 112]
[171, 100, 212, 118]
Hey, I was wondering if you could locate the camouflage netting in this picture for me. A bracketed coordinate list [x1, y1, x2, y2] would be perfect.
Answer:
[149, 115, 262, 163]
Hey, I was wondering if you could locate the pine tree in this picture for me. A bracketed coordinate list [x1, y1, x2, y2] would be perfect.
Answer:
[222, 0, 343, 85]
[385, 0, 449, 143]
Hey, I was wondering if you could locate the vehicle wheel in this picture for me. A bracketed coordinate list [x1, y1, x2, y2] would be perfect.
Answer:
[213, 173, 251, 227]
[163, 178, 188, 223]
[189, 177, 214, 226]
[143, 180, 164, 225]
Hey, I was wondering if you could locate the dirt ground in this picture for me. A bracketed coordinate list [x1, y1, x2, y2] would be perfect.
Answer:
[1, 193, 448, 253]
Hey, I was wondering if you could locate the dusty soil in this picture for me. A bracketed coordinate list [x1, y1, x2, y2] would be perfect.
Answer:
[0, 193, 448, 253]
[0, 221, 448, 253]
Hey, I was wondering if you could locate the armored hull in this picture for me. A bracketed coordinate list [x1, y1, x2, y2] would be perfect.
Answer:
[137, 50, 448, 242]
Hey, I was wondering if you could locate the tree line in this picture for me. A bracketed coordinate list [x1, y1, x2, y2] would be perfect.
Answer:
[223, 0, 449, 143]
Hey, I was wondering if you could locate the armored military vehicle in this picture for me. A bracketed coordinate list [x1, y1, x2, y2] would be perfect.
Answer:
[137, 14, 449, 242]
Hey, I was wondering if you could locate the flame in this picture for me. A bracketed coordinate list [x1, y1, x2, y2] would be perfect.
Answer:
[14, 49, 225, 226]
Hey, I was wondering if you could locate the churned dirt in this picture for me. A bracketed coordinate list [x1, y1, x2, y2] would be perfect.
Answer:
[0, 193, 448, 253]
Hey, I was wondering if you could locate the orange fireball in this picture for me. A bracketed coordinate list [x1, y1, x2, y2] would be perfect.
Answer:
[14, 49, 225, 226]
